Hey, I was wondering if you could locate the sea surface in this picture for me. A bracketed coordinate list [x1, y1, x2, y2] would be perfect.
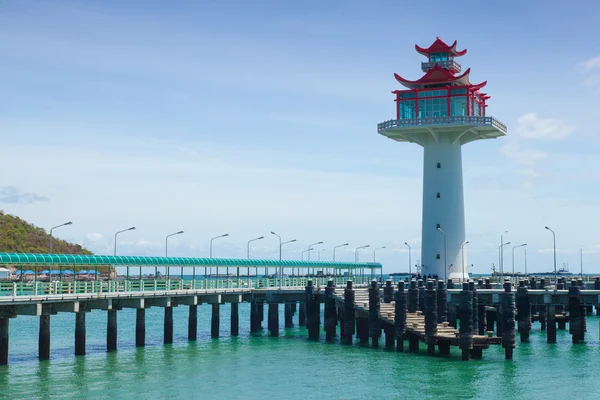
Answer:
[1, 304, 600, 399]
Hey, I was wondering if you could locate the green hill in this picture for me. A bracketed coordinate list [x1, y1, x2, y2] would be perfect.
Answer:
[0, 211, 93, 255]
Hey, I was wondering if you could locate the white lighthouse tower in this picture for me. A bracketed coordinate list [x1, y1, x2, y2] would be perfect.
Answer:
[378, 38, 507, 281]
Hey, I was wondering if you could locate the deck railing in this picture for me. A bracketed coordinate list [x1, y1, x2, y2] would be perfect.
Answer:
[377, 116, 507, 133]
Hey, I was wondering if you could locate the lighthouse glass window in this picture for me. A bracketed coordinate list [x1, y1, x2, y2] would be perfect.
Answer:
[418, 98, 447, 118]
[450, 96, 467, 116]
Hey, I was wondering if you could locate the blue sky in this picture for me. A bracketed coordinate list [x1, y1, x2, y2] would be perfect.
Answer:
[1, 0, 599, 274]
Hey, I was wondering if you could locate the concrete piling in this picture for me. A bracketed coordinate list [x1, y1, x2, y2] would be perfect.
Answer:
[343, 280, 355, 345]
[368, 280, 380, 348]
[299, 302, 306, 327]
[459, 282, 473, 361]
[0, 318, 8, 365]
[471, 281, 478, 336]
[384, 323, 395, 348]
[39, 315, 51, 360]
[324, 280, 337, 341]
[424, 280, 438, 356]
[136, 309, 146, 347]
[284, 303, 293, 329]
[394, 281, 407, 352]
[484, 278, 492, 289]
[357, 317, 369, 344]
[547, 305, 557, 343]
[250, 302, 260, 333]
[268, 303, 279, 337]
[418, 279, 425, 312]
[437, 280, 447, 323]
[211, 304, 220, 338]
[569, 281, 584, 344]
[107, 310, 117, 352]
[486, 307, 496, 334]
[501, 281, 516, 360]
[164, 307, 173, 344]
[477, 304, 486, 335]
[516, 281, 531, 342]
[258, 303, 264, 329]
[408, 280, 418, 313]
[383, 280, 394, 303]
[188, 305, 197, 341]
[231, 303, 239, 336]
[306, 280, 320, 340]
[75, 312, 86, 356]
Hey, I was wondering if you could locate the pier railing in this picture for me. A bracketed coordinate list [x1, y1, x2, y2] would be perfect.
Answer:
[377, 116, 507, 132]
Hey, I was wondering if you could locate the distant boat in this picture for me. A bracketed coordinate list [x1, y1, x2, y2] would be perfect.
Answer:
[531, 267, 573, 276]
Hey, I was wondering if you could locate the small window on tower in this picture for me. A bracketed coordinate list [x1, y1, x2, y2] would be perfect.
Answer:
[437, 163, 441, 168]
[436, 224, 440, 229]
[436, 254, 441, 260]
[436, 192, 441, 198]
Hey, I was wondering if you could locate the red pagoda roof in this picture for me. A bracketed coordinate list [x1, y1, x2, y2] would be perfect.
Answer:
[393, 65, 486, 89]
[415, 37, 467, 58]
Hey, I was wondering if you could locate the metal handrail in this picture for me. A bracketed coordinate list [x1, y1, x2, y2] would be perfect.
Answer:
[377, 116, 507, 133]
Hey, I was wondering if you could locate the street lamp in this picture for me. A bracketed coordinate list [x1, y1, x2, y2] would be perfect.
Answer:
[114, 227, 136, 256]
[404, 242, 412, 278]
[461, 241, 469, 283]
[498, 241, 511, 283]
[436, 227, 447, 283]
[307, 241, 324, 261]
[580, 246, 583, 279]
[302, 248, 314, 260]
[270, 231, 296, 289]
[511, 243, 527, 284]
[317, 248, 327, 261]
[246, 236, 264, 286]
[210, 233, 229, 257]
[545, 226, 557, 288]
[333, 243, 349, 261]
[49, 221, 73, 254]
[165, 230, 184, 279]
[114, 226, 136, 281]
[354, 245, 370, 283]
[373, 246, 386, 262]
[499, 230, 508, 282]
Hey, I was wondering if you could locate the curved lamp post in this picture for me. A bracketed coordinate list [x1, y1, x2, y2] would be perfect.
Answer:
[165, 230, 184, 279]
[49, 221, 72, 287]
[461, 241, 469, 283]
[511, 243, 527, 284]
[307, 241, 323, 261]
[271, 231, 296, 289]
[499, 230, 508, 282]
[246, 236, 264, 283]
[545, 226, 557, 289]
[114, 226, 136, 281]
[354, 245, 370, 283]
[404, 242, 412, 278]
[333, 243, 349, 278]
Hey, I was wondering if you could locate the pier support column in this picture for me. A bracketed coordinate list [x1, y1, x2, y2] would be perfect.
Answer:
[501, 282, 516, 360]
[383, 280, 394, 303]
[298, 302, 306, 327]
[384, 323, 395, 349]
[569, 281, 584, 344]
[395, 281, 407, 352]
[39, 315, 51, 360]
[408, 333, 419, 352]
[136, 309, 146, 347]
[486, 307, 496, 334]
[547, 305, 557, 343]
[231, 303, 239, 337]
[107, 310, 117, 352]
[436, 281, 447, 323]
[471, 281, 478, 336]
[408, 280, 418, 313]
[477, 304, 486, 335]
[188, 305, 197, 341]
[250, 302, 260, 333]
[343, 281, 355, 345]
[458, 282, 473, 361]
[75, 312, 86, 356]
[368, 280, 381, 348]
[258, 303, 264, 329]
[516, 281, 531, 343]
[418, 280, 425, 312]
[0, 318, 8, 365]
[425, 280, 438, 356]
[447, 304, 458, 328]
[211, 304, 220, 338]
[357, 318, 369, 344]
[284, 303, 293, 329]
[539, 306, 547, 331]
[268, 303, 279, 337]
[164, 306, 173, 344]
[324, 280, 337, 341]
[306, 280, 320, 341]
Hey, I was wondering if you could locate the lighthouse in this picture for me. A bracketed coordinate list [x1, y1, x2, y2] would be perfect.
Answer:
[378, 38, 507, 281]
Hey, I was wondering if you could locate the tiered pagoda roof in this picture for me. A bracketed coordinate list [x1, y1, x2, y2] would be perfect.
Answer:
[415, 37, 467, 58]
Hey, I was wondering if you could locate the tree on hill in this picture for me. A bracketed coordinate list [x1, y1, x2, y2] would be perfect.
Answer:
[0, 211, 93, 254]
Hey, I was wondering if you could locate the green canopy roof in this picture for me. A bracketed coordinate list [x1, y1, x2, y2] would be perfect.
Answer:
[0, 253, 382, 270]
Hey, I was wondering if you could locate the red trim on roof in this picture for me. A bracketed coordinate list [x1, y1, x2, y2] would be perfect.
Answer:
[394, 66, 473, 89]
[415, 37, 467, 58]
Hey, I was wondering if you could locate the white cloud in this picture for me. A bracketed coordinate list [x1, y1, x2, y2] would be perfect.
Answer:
[579, 55, 600, 72]
[579, 55, 600, 92]
[86, 233, 103, 242]
[514, 113, 575, 141]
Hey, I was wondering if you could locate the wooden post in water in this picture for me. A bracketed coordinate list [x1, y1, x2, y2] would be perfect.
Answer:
[39, 315, 51, 360]
[324, 280, 337, 341]
[343, 280, 355, 345]
[284, 303, 293, 329]
[188, 305, 198, 341]
[75, 312, 86, 356]
[394, 281, 407, 352]
[368, 280, 380, 348]
[231, 303, 239, 337]
[250, 302, 260, 333]
[306, 280, 320, 341]
[501, 281, 516, 360]
[484, 278, 492, 289]
[164, 307, 174, 344]
[418, 279, 425, 312]
[470, 281, 478, 336]
[486, 307, 496, 334]
[424, 280, 438, 355]
[516, 280, 531, 342]
[298, 302, 306, 327]
[383, 280, 394, 303]
[258, 303, 264, 329]
[107, 310, 117, 352]
[458, 282, 473, 361]
[0, 317, 8, 365]
[211, 304, 220, 338]
[136, 309, 146, 347]
[569, 281, 584, 344]
[268, 303, 279, 337]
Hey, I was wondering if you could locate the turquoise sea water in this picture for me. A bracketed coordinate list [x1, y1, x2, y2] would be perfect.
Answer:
[2, 305, 600, 399]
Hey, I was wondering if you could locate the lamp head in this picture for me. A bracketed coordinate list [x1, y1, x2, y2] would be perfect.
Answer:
[177, 230, 184, 234]
[65, 221, 73, 226]
[222, 233, 229, 237]
[129, 226, 136, 231]
[270, 231, 276, 235]
[291, 239, 297, 243]
[545, 226, 549, 230]
[465, 241, 470, 244]
[318, 241, 324, 245]
[258, 236, 264, 240]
